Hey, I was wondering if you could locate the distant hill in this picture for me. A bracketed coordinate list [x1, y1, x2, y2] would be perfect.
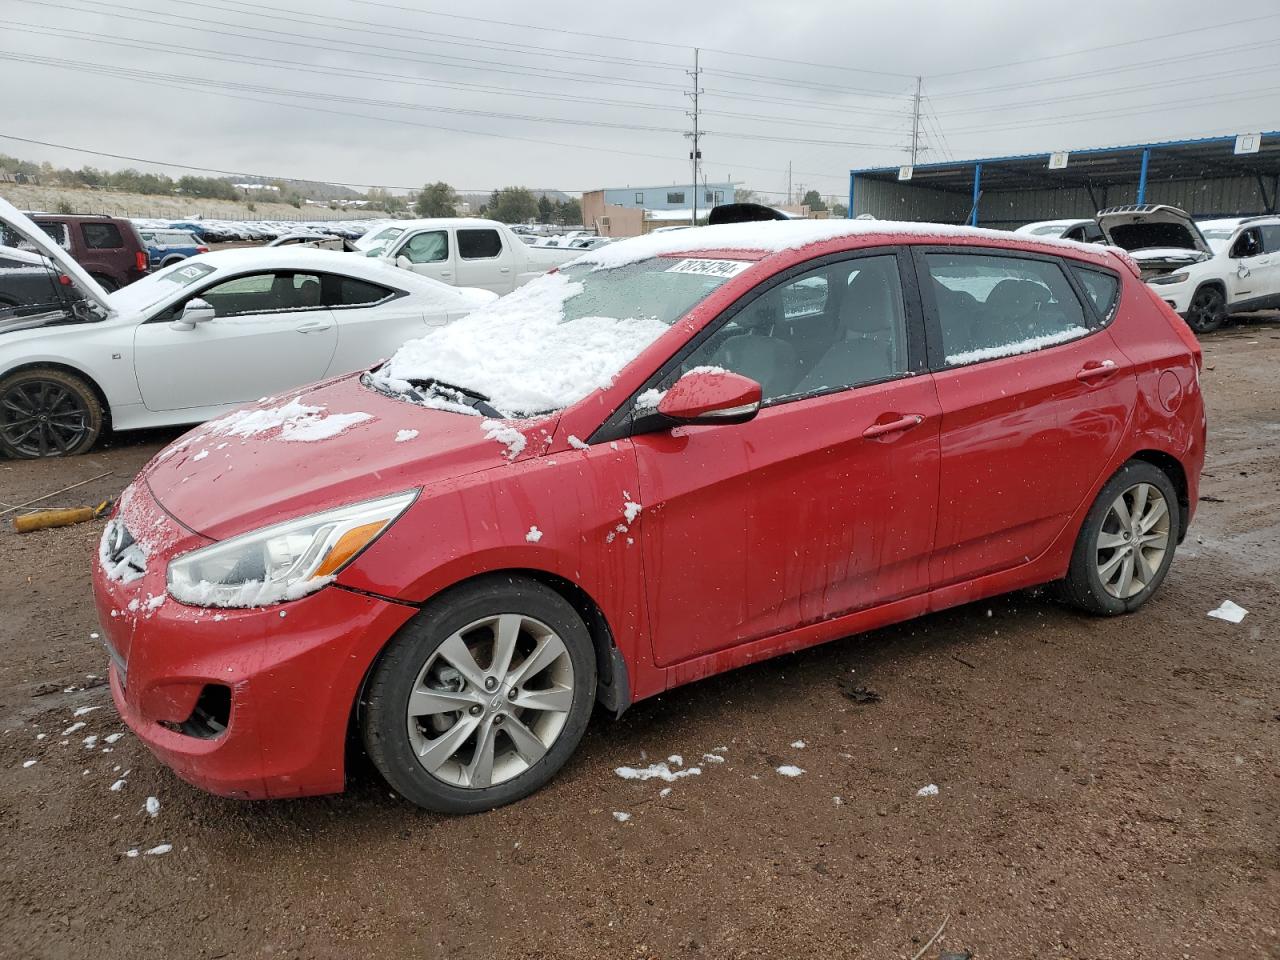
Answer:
[226, 176, 362, 202]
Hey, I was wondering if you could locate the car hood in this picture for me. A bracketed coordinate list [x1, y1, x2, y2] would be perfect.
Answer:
[1096, 205, 1212, 257]
[141, 371, 549, 541]
[0, 197, 114, 315]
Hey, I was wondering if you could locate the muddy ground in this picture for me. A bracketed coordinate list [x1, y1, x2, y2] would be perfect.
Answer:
[0, 322, 1277, 960]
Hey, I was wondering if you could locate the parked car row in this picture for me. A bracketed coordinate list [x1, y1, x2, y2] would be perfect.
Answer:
[1016, 205, 1280, 332]
[130, 217, 380, 244]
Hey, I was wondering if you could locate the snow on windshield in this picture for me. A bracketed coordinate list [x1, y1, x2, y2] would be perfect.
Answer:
[106, 261, 216, 315]
[373, 261, 734, 417]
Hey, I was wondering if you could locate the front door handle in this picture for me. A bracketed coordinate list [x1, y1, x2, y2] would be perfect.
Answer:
[295, 320, 332, 333]
[862, 414, 924, 439]
[1076, 359, 1117, 382]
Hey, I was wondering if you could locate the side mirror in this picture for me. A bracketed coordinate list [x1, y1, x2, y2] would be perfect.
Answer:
[395, 255, 413, 270]
[656, 368, 762, 426]
[169, 298, 215, 331]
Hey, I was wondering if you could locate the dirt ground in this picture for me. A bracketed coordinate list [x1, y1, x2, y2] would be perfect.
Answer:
[1, 321, 1277, 960]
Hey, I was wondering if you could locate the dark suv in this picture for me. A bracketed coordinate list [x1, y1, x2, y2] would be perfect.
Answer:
[0, 214, 149, 290]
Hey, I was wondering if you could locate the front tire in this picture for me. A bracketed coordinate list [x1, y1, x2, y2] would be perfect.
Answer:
[1058, 461, 1180, 615]
[1185, 285, 1226, 334]
[0, 367, 103, 458]
[361, 576, 597, 813]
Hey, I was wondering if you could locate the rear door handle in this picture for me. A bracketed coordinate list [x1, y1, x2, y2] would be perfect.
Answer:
[862, 414, 924, 439]
[295, 320, 332, 333]
[1076, 359, 1117, 382]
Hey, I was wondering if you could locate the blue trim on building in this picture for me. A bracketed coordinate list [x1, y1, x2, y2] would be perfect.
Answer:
[969, 163, 982, 226]
[847, 175, 856, 219]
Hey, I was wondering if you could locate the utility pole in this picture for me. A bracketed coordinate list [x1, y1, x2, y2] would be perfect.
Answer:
[909, 75, 923, 167]
[686, 47, 703, 225]
[787, 161, 792, 206]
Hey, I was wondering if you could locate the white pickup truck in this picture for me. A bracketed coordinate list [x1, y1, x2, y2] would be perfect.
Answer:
[358, 218, 578, 295]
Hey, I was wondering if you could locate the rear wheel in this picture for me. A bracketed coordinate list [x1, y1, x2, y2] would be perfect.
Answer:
[1185, 285, 1226, 334]
[90, 273, 120, 293]
[361, 576, 596, 813]
[1058, 461, 1180, 615]
[0, 368, 103, 458]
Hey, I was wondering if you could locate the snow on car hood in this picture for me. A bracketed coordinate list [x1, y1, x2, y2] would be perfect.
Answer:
[0, 197, 113, 314]
[141, 373, 549, 541]
[373, 270, 670, 416]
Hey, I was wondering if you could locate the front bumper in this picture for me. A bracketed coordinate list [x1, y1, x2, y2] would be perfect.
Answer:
[93, 484, 417, 799]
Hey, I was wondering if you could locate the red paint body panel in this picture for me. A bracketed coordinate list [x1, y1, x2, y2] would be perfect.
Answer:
[92, 228, 1206, 801]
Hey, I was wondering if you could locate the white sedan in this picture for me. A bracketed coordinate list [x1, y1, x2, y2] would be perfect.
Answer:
[0, 200, 496, 458]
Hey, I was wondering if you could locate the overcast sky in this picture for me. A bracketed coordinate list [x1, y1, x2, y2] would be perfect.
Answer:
[0, 0, 1272, 200]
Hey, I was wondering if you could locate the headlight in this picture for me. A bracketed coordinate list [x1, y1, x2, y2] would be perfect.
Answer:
[167, 491, 417, 608]
[1148, 271, 1189, 286]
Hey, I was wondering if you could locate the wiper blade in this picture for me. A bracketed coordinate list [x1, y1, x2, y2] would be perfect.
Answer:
[405, 377, 502, 419]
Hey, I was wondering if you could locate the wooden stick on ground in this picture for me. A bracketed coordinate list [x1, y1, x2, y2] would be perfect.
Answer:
[0, 472, 112, 518]
[909, 914, 950, 960]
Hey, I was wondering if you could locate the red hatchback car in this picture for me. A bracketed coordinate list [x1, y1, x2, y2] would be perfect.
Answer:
[93, 222, 1204, 813]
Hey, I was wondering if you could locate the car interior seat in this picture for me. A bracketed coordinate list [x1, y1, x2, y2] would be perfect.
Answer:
[795, 262, 901, 393]
[707, 295, 799, 399]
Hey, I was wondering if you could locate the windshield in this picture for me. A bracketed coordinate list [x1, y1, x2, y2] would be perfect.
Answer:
[356, 225, 403, 250]
[370, 257, 746, 417]
[107, 260, 217, 314]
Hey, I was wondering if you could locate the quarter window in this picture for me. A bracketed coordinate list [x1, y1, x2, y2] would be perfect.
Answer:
[672, 255, 908, 403]
[402, 231, 449, 264]
[926, 253, 1089, 366]
[334, 277, 393, 306]
[1259, 224, 1280, 254]
[82, 222, 124, 249]
[458, 228, 502, 259]
[1071, 266, 1119, 320]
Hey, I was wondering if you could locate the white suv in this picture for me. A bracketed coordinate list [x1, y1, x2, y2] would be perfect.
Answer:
[1097, 204, 1280, 334]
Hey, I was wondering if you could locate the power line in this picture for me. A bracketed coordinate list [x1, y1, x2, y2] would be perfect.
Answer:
[16, 0, 690, 94]
[930, 10, 1280, 79]
[932, 34, 1280, 99]
[2, 23, 683, 115]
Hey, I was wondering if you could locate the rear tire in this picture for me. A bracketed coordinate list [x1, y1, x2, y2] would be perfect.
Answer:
[361, 576, 596, 813]
[1057, 461, 1180, 615]
[1185, 285, 1226, 334]
[0, 367, 103, 458]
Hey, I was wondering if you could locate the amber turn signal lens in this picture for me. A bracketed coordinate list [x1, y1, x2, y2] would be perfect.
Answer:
[315, 520, 387, 577]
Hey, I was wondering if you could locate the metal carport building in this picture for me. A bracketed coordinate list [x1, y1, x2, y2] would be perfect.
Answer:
[847, 132, 1280, 227]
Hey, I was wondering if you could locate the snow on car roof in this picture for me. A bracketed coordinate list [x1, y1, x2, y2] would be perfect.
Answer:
[571, 218, 1106, 271]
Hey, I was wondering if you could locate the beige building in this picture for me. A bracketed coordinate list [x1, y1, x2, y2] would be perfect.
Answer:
[581, 191, 645, 237]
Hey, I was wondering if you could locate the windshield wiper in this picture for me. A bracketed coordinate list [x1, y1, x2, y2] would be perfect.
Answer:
[405, 377, 503, 419]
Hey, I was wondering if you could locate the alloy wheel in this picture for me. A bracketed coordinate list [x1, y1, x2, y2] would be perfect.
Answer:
[1187, 287, 1225, 333]
[405, 613, 575, 789]
[0, 379, 92, 457]
[1095, 482, 1171, 599]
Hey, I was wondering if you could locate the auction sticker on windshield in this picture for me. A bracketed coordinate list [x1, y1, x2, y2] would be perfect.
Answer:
[664, 258, 752, 278]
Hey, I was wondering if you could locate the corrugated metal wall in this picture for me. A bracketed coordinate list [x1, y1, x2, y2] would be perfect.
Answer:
[853, 174, 1274, 225]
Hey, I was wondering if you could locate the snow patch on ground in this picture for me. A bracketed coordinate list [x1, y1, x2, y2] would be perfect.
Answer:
[1207, 599, 1247, 623]
[611, 811, 632, 823]
[615, 761, 702, 783]
[916, 783, 939, 797]
[790, 740, 806, 749]
[776, 765, 805, 778]
[145, 797, 160, 818]
[22, 759, 36, 768]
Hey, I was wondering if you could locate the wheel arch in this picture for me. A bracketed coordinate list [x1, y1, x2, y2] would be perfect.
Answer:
[1129, 449, 1190, 543]
[0, 359, 113, 430]
[343, 568, 631, 785]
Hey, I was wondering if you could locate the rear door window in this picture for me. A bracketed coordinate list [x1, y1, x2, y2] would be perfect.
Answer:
[1071, 266, 1120, 320]
[458, 228, 502, 260]
[82, 222, 124, 249]
[925, 253, 1090, 366]
[22, 222, 71, 250]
